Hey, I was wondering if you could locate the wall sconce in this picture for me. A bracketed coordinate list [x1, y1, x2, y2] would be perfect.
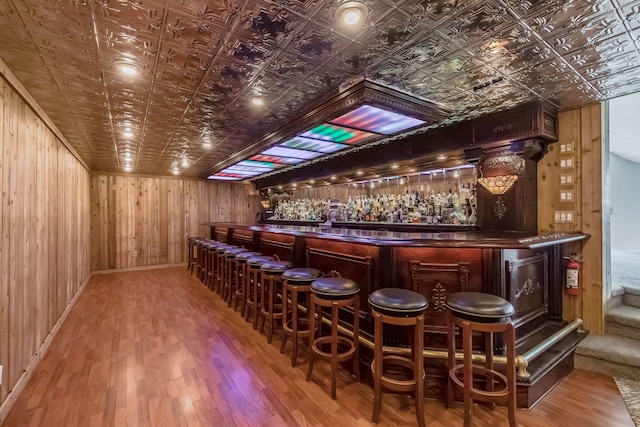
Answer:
[477, 174, 518, 195]
[477, 153, 524, 195]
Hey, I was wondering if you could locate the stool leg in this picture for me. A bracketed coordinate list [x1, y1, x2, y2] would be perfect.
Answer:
[253, 272, 261, 329]
[463, 320, 473, 427]
[306, 296, 316, 382]
[330, 301, 339, 399]
[280, 284, 289, 354]
[446, 310, 455, 409]
[352, 297, 360, 382]
[415, 314, 425, 427]
[485, 330, 495, 408]
[267, 277, 275, 344]
[506, 323, 517, 427]
[290, 287, 299, 366]
[372, 310, 383, 424]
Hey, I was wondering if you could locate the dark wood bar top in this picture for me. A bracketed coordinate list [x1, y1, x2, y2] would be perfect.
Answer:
[204, 222, 587, 249]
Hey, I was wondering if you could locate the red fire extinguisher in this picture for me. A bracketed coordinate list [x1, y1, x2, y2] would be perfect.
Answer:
[565, 253, 581, 296]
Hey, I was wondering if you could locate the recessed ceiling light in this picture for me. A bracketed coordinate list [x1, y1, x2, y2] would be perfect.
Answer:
[309, 180, 315, 184]
[114, 59, 141, 76]
[437, 154, 447, 160]
[123, 131, 133, 138]
[330, 175, 337, 180]
[123, 164, 132, 172]
[172, 168, 179, 175]
[251, 96, 265, 106]
[292, 183, 297, 188]
[277, 185, 283, 189]
[356, 170, 363, 176]
[391, 164, 399, 169]
[335, 1, 368, 28]
[181, 158, 189, 167]
[202, 141, 212, 149]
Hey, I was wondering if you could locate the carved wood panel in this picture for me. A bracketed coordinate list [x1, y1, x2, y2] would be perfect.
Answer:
[409, 260, 471, 336]
[506, 252, 549, 332]
[306, 246, 374, 317]
[260, 238, 295, 262]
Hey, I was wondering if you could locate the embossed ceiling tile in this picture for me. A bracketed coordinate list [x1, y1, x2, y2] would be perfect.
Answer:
[394, 0, 486, 30]
[263, 0, 324, 19]
[239, 0, 305, 51]
[0, 24, 38, 55]
[555, 83, 602, 109]
[166, 0, 243, 26]
[566, 37, 639, 80]
[197, 57, 252, 100]
[368, 58, 423, 89]
[11, 0, 93, 37]
[392, 30, 459, 67]
[523, 8, 624, 55]
[503, 0, 612, 20]
[422, 49, 478, 84]
[620, 2, 640, 30]
[433, 2, 513, 49]
[95, 0, 167, 39]
[598, 68, 640, 98]
[358, 8, 425, 58]
[163, 7, 227, 55]
[285, 20, 354, 64]
[262, 54, 316, 87]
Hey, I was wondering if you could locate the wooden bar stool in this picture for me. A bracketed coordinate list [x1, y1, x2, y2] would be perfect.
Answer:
[259, 260, 294, 344]
[187, 237, 200, 274]
[279, 267, 322, 367]
[369, 288, 428, 427]
[214, 245, 234, 295]
[245, 255, 277, 328]
[306, 276, 360, 399]
[234, 251, 262, 313]
[445, 292, 517, 427]
[205, 241, 225, 290]
[223, 247, 247, 306]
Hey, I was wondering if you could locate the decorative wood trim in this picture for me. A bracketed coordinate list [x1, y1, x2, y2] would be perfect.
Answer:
[306, 247, 374, 291]
[506, 253, 549, 326]
[409, 260, 471, 312]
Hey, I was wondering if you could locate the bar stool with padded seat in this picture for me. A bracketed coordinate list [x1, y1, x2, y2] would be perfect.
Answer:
[223, 247, 248, 306]
[187, 237, 201, 274]
[202, 241, 216, 289]
[306, 276, 360, 399]
[279, 267, 322, 366]
[445, 292, 517, 427]
[206, 241, 227, 290]
[245, 255, 277, 328]
[259, 260, 294, 343]
[369, 288, 429, 427]
[233, 251, 262, 312]
[214, 244, 235, 295]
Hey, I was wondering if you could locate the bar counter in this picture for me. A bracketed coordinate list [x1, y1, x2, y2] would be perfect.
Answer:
[205, 222, 588, 408]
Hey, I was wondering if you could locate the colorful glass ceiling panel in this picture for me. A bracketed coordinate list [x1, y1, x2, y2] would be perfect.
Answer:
[329, 104, 426, 134]
[301, 124, 376, 144]
[279, 137, 347, 153]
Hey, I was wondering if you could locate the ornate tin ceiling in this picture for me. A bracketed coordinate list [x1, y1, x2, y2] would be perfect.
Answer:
[0, 0, 639, 178]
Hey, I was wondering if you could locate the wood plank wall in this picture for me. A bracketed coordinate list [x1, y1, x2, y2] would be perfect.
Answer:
[90, 175, 261, 271]
[0, 76, 91, 409]
[538, 105, 604, 334]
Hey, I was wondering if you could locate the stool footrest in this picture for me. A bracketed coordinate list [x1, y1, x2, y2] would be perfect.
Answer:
[312, 336, 356, 362]
[449, 364, 510, 401]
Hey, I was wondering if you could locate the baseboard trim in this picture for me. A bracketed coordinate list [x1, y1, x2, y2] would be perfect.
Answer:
[0, 272, 93, 424]
[92, 262, 188, 275]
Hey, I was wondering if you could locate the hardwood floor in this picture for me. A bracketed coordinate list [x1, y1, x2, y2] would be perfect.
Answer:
[2, 267, 634, 427]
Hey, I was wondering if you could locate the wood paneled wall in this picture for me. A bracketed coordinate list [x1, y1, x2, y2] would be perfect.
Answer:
[538, 104, 604, 334]
[0, 75, 91, 412]
[90, 175, 261, 271]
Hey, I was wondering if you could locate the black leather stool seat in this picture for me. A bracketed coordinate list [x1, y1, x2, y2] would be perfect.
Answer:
[260, 260, 294, 274]
[236, 251, 261, 262]
[282, 268, 322, 282]
[445, 292, 514, 321]
[369, 288, 428, 317]
[215, 245, 233, 254]
[247, 255, 277, 267]
[311, 277, 359, 299]
[223, 247, 246, 257]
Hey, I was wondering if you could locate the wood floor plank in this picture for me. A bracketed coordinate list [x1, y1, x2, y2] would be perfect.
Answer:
[1, 267, 635, 427]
